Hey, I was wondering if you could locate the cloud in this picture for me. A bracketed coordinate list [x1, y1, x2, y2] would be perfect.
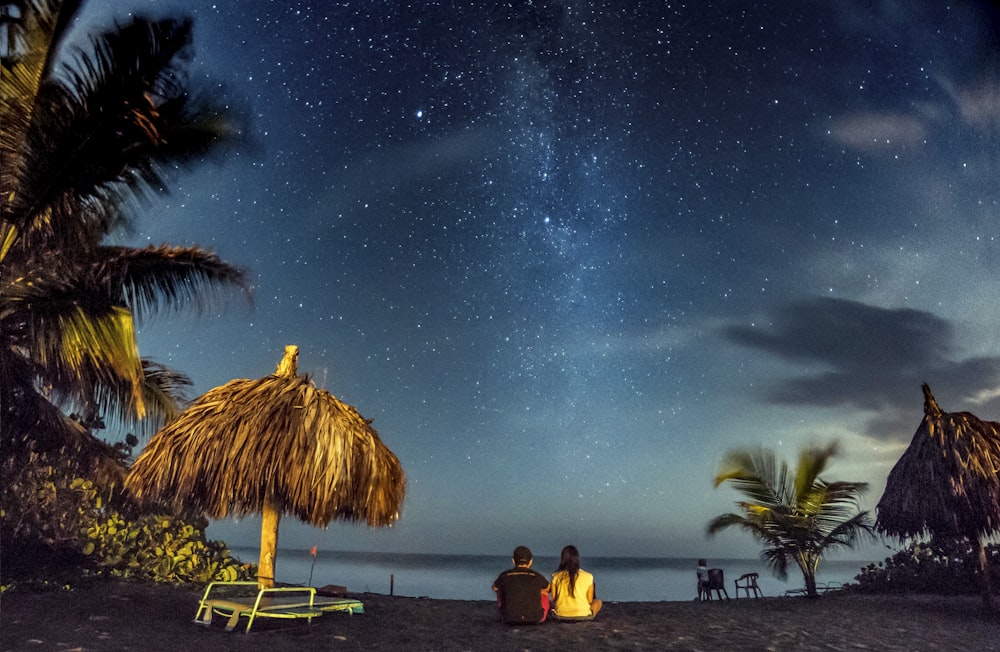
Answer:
[953, 78, 1000, 131]
[827, 74, 1000, 154]
[827, 112, 927, 151]
[721, 297, 1000, 439]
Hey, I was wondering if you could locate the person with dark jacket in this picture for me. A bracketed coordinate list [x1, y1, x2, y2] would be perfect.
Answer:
[492, 545, 551, 624]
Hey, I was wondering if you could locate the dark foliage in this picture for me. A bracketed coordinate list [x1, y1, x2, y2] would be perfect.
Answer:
[854, 539, 1000, 596]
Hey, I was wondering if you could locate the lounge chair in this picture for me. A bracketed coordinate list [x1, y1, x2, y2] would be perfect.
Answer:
[734, 572, 762, 598]
[194, 581, 364, 633]
[783, 581, 843, 597]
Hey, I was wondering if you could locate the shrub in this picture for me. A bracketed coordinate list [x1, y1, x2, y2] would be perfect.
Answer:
[0, 436, 254, 587]
[854, 539, 1000, 595]
[82, 511, 254, 583]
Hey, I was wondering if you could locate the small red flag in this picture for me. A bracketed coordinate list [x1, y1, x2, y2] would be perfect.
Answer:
[310, 545, 318, 557]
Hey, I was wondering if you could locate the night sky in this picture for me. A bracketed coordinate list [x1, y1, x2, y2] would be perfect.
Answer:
[79, 1, 1000, 559]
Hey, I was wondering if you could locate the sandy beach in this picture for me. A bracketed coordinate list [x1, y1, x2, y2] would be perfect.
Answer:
[2, 580, 998, 651]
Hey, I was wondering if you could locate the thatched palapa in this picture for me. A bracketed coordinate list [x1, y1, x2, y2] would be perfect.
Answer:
[876, 383, 1000, 609]
[125, 345, 406, 587]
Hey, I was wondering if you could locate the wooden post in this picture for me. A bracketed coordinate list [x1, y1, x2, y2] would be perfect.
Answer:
[390, 574, 394, 596]
[258, 495, 281, 588]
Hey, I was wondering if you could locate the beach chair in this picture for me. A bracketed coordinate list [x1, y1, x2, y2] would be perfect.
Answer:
[734, 572, 761, 598]
[784, 581, 843, 597]
[194, 581, 364, 633]
[700, 568, 730, 601]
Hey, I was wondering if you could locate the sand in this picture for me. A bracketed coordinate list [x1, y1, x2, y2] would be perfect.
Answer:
[2, 580, 999, 651]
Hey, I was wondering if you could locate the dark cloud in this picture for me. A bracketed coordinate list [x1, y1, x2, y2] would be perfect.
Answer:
[722, 297, 1000, 439]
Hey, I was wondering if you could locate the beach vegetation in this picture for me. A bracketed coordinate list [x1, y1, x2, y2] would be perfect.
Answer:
[856, 538, 1000, 596]
[80, 511, 253, 584]
[707, 442, 875, 598]
[0, 426, 254, 588]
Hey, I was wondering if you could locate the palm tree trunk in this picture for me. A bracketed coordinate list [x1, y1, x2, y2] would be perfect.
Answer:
[793, 554, 819, 598]
[803, 569, 818, 598]
[258, 494, 281, 588]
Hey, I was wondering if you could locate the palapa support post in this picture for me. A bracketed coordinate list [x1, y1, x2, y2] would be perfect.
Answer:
[257, 345, 295, 588]
[259, 494, 281, 588]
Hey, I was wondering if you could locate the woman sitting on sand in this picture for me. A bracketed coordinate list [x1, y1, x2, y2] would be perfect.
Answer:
[549, 545, 603, 620]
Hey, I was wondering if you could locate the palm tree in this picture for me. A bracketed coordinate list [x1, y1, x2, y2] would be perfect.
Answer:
[877, 384, 1000, 611]
[707, 442, 875, 597]
[1, 0, 249, 470]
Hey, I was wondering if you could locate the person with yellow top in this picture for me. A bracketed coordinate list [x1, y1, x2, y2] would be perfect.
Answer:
[549, 545, 603, 620]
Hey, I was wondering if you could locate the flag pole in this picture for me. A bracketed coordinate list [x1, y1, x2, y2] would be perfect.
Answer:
[308, 545, 318, 587]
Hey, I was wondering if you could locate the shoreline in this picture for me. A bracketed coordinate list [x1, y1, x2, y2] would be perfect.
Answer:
[3, 579, 999, 651]
[244, 549, 872, 603]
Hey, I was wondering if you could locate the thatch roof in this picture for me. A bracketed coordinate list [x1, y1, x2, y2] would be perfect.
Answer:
[876, 384, 1000, 540]
[125, 345, 405, 528]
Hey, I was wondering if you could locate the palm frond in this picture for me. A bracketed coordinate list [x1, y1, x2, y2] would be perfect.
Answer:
[714, 447, 790, 508]
[54, 304, 144, 414]
[137, 360, 191, 419]
[706, 512, 752, 536]
[7, 13, 247, 257]
[820, 511, 875, 550]
[793, 442, 838, 500]
[10, 16, 190, 243]
[86, 359, 192, 438]
[92, 245, 250, 321]
[1, 0, 76, 235]
[759, 547, 790, 580]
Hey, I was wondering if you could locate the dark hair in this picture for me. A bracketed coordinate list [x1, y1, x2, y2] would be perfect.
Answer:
[513, 546, 533, 565]
[557, 545, 581, 597]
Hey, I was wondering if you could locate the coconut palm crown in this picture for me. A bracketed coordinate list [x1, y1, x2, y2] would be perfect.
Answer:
[707, 442, 874, 597]
[125, 345, 407, 587]
[876, 384, 1000, 609]
[1, 0, 250, 462]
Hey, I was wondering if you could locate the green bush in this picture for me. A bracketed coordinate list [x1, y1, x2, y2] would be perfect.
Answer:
[82, 511, 254, 583]
[855, 539, 1000, 595]
[0, 446, 107, 552]
[1, 437, 254, 587]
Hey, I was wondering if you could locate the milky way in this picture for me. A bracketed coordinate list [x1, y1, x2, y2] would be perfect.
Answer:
[80, 0, 1000, 559]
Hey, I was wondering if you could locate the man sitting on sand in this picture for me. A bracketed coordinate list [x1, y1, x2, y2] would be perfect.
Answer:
[492, 545, 550, 624]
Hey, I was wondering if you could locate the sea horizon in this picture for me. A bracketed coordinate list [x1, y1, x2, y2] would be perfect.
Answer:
[233, 547, 878, 603]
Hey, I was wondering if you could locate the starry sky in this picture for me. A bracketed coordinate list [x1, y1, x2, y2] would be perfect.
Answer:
[79, 1, 1000, 559]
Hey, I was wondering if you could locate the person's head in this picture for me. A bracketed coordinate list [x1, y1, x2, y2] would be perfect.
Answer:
[698, 559, 707, 567]
[512, 545, 533, 567]
[559, 545, 581, 572]
[557, 545, 581, 596]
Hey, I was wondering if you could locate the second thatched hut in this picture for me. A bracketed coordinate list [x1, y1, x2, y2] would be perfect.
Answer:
[876, 383, 1000, 609]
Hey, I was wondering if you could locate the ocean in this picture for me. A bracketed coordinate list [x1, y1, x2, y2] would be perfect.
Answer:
[233, 547, 874, 602]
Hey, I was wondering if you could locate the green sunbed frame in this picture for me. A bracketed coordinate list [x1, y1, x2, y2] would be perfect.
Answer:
[194, 581, 364, 633]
